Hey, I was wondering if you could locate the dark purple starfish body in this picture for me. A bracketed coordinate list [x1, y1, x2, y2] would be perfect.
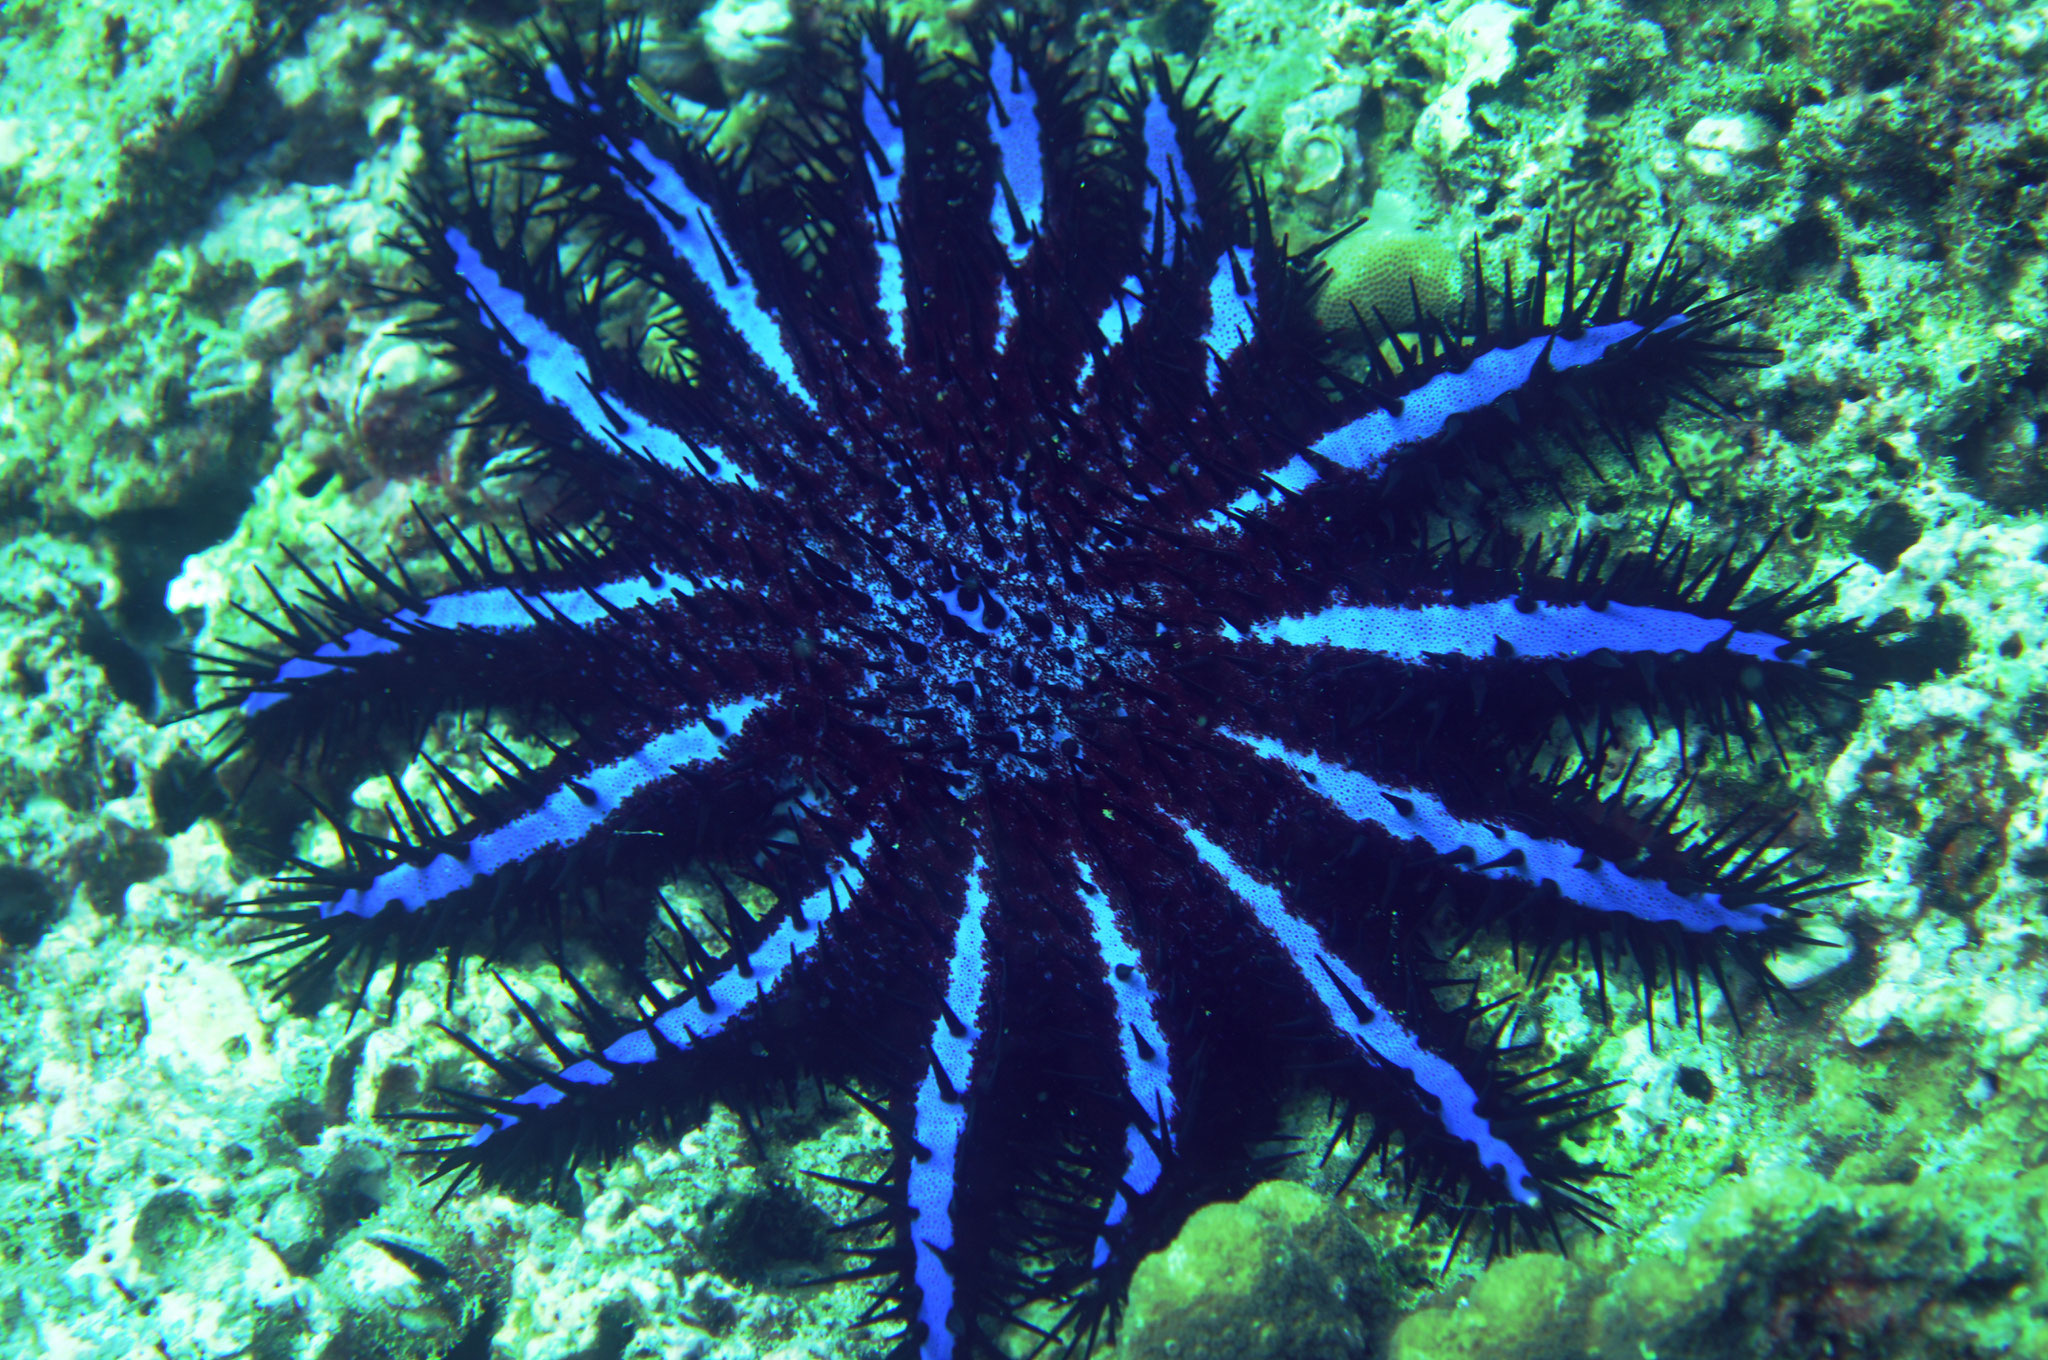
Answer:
[214, 9, 1862, 1355]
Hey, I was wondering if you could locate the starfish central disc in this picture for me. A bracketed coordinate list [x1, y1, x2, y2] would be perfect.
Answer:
[842, 546, 1117, 776]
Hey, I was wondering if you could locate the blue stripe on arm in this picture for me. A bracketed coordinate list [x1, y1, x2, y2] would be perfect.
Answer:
[1090, 80, 1190, 369]
[908, 854, 994, 1359]
[1094, 291, 1143, 357]
[543, 62, 580, 108]
[1219, 729, 1782, 936]
[1140, 89, 1200, 244]
[986, 47, 1043, 264]
[646, 833, 871, 1050]
[1200, 245, 1255, 384]
[1297, 318, 1688, 489]
[861, 37, 909, 352]
[466, 832, 874, 1143]
[1072, 854, 1175, 1268]
[1175, 817, 1541, 1208]
[320, 695, 772, 921]
[445, 228, 758, 485]
[1205, 317, 1695, 529]
[424, 570, 729, 633]
[240, 570, 731, 715]
[619, 142, 818, 411]
[1243, 597, 1803, 664]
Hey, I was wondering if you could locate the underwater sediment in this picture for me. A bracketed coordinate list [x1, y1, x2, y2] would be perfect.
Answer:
[0, 0, 2044, 1357]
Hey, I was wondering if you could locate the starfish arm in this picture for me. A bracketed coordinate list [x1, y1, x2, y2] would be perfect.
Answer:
[1195, 248, 1771, 526]
[607, 140, 816, 412]
[417, 831, 876, 1188]
[248, 694, 784, 997]
[226, 561, 740, 734]
[1055, 49, 1258, 434]
[1304, 320, 1689, 485]
[900, 850, 995, 1360]
[1070, 851, 1177, 1266]
[1182, 529, 1852, 762]
[428, 218, 776, 485]
[504, 35, 825, 416]
[1237, 595, 1806, 667]
[1222, 729, 1782, 938]
[853, 27, 910, 353]
[1172, 815, 1543, 1209]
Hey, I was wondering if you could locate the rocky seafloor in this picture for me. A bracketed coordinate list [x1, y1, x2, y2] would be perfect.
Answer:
[1, 0, 2045, 1356]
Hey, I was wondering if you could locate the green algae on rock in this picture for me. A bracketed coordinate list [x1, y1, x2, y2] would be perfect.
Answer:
[1388, 1253, 1588, 1360]
[1392, 1165, 2048, 1360]
[0, 0, 267, 279]
[1115, 1182, 1391, 1360]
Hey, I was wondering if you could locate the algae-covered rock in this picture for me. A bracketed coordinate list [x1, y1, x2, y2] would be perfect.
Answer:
[0, 0, 267, 278]
[1116, 1181, 1389, 1360]
[1391, 1165, 2048, 1360]
[0, 3, 471, 528]
[0, 534, 174, 937]
[1389, 1253, 1590, 1360]
[1594, 1164, 2044, 1360]
[1794, 0, 1941, 85]
[1413, 0, 1526, 167]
